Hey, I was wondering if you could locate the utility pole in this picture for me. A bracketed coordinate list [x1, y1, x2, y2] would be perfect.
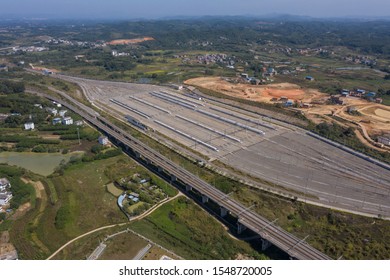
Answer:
[77, 127, 81, 145]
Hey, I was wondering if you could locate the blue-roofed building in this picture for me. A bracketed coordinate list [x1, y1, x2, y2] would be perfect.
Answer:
[356, 89, 366, 94]
[305, 76, 314, 81]
[132, 197, 140, 203]
[117, 194, 126, 208]
[341, 89, 350, 96]
[52, 118, 62, 125]
[365, 92, 377, 98]
[285, 100, 294, 107]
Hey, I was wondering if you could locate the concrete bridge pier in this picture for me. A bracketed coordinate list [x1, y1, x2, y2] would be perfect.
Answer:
[237, 223, 247, 235]
[185, 185, 192, 192]
[170, 174, 177, 183]
[157, 166, 163, 173]
[145, 158, 151, 165]
[220, 207, 228, 217]
[135, 151, 141, 159]
[201, 195, 209, 204]
[261, 239, 272, 251]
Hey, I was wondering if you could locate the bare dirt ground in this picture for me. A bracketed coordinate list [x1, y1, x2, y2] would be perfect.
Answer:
[29, 64, 59, 73]
[336, 103, 390, 133]
[107, 37, 155, 45]
[185, 76, 327, 103]
[21, 178, 45, 199]
[11, 202, 31, 220]
[40, 134, 61, 140]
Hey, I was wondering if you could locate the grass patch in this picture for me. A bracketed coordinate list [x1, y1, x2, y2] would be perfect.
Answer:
[42, 178, 58, 205]
[130, 197, 267, 260]
[232, 187, 390, 260]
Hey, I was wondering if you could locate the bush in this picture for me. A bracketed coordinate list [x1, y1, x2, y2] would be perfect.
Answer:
[32, 145, 47, 153]
[0, 80, 25, 94]
[91, 144, 104, 154]
[55, 205, 71, 229]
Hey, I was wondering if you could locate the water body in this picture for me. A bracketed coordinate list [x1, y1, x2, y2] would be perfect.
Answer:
[0, 152, 83, 176]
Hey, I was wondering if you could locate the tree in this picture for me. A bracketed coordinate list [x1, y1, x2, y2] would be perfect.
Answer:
[5, 115, 24, 127]
[0, 80, 25, 94]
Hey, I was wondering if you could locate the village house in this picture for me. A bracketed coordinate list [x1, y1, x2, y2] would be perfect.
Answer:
[75, 120, 84, 126]
[46, 107, 58, 116]
[0, 178, 11, 191]
[0, 193, 12, 206]
[24, 122, 35, 130]
[341, 89, 350, 97]
[52, 117, 62, 125]
[378, 135, 390, 146]
[58, 110, 68, 117]
[98, 136, 109, 146]
[375, 98, 383, 104]
[0, 64, 8, 72]
[305, 76, 315, 81]
[62, 117, 73, 125]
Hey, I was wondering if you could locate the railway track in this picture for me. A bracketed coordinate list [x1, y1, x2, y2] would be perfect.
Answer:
[30, 89, 331, 260]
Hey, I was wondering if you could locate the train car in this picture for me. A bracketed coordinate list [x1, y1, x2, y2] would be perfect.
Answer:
[125, 115, 148, 131]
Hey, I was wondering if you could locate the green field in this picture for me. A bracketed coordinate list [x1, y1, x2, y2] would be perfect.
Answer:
[130, 197, 267, 260]
[35, 156, 131, 248]
[7, 156, 132, 259]
[231, 187, 390, 260]
[106, 183, 123, 197]
[5, 151, 179, 259]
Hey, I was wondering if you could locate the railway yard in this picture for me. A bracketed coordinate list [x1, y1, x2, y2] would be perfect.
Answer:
[58, 76, 390, 218]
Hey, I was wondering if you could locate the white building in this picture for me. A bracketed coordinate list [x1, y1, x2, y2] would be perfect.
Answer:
[75, 120, 84, 126]
[0, 178, 10, 191]
[59, 110, 68, 117]
[62, 117, 73, 125]
[98, 136, 109, 146]
[24, 122, 35, 130]
[46, 107, 58, 116]
[0, 193, 12, 206]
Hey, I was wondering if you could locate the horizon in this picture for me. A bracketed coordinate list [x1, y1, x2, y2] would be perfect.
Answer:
[1, 0, 390, 20]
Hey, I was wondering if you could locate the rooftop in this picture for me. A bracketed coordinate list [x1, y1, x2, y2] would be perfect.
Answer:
[0, 178, 10, 186]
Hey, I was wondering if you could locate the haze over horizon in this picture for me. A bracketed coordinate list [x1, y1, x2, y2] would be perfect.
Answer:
[1, 0, 390, 20]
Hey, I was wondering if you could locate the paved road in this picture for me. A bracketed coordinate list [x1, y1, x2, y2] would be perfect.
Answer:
[132, 244, 152, 260]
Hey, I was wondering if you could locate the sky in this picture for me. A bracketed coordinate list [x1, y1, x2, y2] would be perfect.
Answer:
[1, 0, 390, 19]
